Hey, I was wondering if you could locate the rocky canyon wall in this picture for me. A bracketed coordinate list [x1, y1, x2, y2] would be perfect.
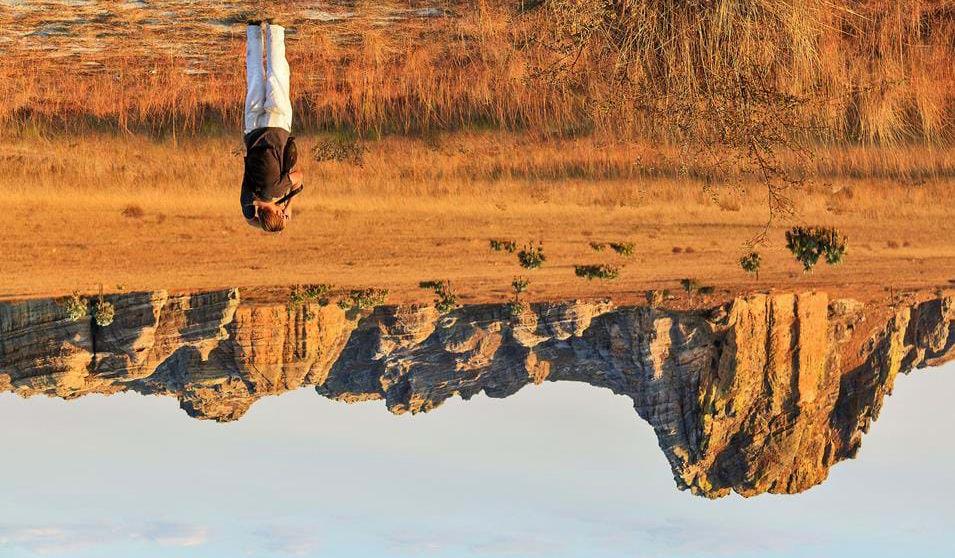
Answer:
[1, 289, 951, 498]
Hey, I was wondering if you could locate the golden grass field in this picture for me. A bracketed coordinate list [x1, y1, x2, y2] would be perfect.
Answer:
[2, 1, 951, 141]
[1, 1, 952, 304]
[2, 131, 953, 305]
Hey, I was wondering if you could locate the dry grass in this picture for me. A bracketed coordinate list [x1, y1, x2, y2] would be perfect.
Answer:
[1, 1, 951, 143]
[1, 2, 952, 300]
[0, 132, 952, 301]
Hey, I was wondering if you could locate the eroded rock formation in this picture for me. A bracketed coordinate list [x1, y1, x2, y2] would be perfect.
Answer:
[1, 289, 952, 497]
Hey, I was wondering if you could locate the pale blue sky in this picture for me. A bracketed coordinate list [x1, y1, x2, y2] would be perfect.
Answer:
[1, 361, 952, 557]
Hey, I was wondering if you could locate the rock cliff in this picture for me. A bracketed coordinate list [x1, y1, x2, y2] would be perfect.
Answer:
[1, 289, 952, 498]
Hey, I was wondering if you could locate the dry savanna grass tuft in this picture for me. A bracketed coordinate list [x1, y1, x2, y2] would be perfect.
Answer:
[0, 1, 950, 145]
[122, 204, 145, 218]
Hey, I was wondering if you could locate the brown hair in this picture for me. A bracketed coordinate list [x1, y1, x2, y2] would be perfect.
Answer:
[258, 205, 286, 233]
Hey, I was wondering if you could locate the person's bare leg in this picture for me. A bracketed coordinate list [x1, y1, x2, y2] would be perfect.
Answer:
[244, 23, 267, 135]
[264, 23, 293, 133]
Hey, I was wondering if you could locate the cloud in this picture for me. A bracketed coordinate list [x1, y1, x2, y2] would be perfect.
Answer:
[467, 534, 558, 556]
[134, 522, 209, 547]
[0, 521, 210, 555]
[0, 524, 117, 555]
[254, 526, 320, 556]
[577, 515, 828, 557]
[384, 529, 557, 557]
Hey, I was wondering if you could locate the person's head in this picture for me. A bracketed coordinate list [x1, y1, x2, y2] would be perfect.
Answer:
[257, 203, 287, 233]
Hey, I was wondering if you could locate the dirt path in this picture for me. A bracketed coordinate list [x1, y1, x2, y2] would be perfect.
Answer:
[5, 188, 954, 305]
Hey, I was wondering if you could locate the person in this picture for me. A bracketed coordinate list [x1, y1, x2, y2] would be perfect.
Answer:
[241, 20, 303, 233]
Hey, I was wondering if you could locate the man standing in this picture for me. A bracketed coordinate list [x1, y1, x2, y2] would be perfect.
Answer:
[242, 20, 303, 233]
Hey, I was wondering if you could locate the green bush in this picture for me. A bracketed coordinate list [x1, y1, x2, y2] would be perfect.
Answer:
[289, 284, 333, 307]
[489, 239, 518, 253]
[511, 277, 529, 294]
[517, 242, 546, 269]
[575, 264, 620, 280]
[680, 278, 715, 297]
[680, 278, 701, 293]
[785, 226, 847, 272]
[338, 288, 389, 311]
[505, 300, 528, 318]
[589, 242, 606, 252]
[505, 276, 531, 319]
[92, 298, 115, 327]
[420, 280, 458, 314]
[739, 251, 762, 279]
[63, 292, 88, 321]
[609, 242, 635, 257]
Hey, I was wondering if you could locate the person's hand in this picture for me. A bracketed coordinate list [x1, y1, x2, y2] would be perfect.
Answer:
[288, 168, 304, 188]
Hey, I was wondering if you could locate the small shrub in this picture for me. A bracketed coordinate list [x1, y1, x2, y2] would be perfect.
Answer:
[489, 239, 517, 253]
[505, 300, 528, 318]
[672, 246, 684, 254]
[517, 242, 546, 269]
[62, 292, 88, 321]
[121, 204, 145, 218]
[739, 252, 762, 279]
[589, 242, 607, 252]
[419, 280, 458, 314]
[609, 242, 635, 257]
[511, 277, 529, 294]
[289, 284, 333, 319]
[92, 298, 115, 327]
[886, 240, 900, 249]
[645, 290, 664, 307]
[575, 264, 620, 280]
[289, 284, 333, 308]
[339, 288, 389, 311]
[680, 278, 701, 294]
[680, 279, 714, 298]
[505, 276, 530, 319]
[785, 226, 848, 272]
[312, 137, 366, 166]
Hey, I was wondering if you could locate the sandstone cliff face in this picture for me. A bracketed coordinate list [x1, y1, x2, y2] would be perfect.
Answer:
[1, 290, 952, 498]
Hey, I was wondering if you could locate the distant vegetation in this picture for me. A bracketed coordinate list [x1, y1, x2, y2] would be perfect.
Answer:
[61, 289, 114, 327]
[517, 242, 546, 270]
[645, 289, 672, 307]
[609, 242, 635, 257]
[62, 292, 88, 321]
[739, 252, 762, 279]
[785, 227, 848, 272]
[420, 280, 459, 314]
[681, 278, 715, 297]
[506, 276, 530, 318]
[575, 264, 620, 281]
[288, 284, 333, 319]
[338, 288, 389, 312]
[92, 292, 115, 327]
[489, 239, 518, 253]
[591, 241, 635, 257]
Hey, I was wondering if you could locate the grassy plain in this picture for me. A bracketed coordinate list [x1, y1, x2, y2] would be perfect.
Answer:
[1, 1, 952, 303]
[1, 132, 952, 304]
